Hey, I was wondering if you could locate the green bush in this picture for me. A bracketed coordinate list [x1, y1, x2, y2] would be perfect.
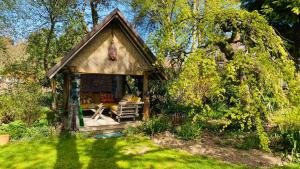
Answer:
[0, 119, 53, 141]
[0, 82, 51, 124]
[175, 121, 202, 140]
[0, 120, 27, 140]
[29, 119, 54, 138]
[271, 106, 300, 161]
[279, 129, 300, 161]
[236, 133, 260, 150]
[123, 126, 141, 136]
[140, 116, 171, 136]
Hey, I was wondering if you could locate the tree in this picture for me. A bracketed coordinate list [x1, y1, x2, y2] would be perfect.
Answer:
[241, 0, 300, 61]
[22, 0, 116, 75]
[24, 0, 79, 72]
[129, 0, 195, 75]
[129, 0, 240, 76]
[129, 0, 300, 153]
[0, 37, 28, 73]
[0, 0, 18, 57]
[170, 8, 300, 151]
[88, 0, 116, 27]
[0, 0, 17, 37]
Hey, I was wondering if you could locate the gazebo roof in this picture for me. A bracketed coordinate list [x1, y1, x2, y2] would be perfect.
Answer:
[46, 8, 165, 80]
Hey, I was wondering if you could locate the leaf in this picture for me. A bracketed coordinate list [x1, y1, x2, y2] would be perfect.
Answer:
[292, 7, 300, 15]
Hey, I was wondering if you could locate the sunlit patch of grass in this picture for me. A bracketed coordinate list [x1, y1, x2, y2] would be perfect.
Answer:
[0, 134, 297, 169]
[0, 138, 57, 169]
[272, 164, 300, 169]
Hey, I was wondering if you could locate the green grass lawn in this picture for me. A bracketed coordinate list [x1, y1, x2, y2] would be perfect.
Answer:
[0, 134, 299, 169]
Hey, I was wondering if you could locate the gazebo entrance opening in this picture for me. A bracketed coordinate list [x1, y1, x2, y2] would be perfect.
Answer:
[79, 74, 144, 127]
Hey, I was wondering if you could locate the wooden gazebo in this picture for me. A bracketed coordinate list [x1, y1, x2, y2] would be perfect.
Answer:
[46, 9, 164, 130]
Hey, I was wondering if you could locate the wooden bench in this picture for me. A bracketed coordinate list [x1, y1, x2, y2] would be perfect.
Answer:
[110, 102, 144, 122]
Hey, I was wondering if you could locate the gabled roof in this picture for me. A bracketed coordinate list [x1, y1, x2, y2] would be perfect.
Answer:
[46, 8, 164, 79]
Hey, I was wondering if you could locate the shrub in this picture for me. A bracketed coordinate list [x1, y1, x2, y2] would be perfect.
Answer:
[29, 119, 54, 138]
[140, 116, 171, 136]
[123, 126, 141, 136]
[175, 121, 202, 140]
[271, 106, 300, 161]
[0, 82, 51, 124]
[279, 129, 300, 161]
[0, 120, 27, 140]
[236, 133, 260, 150]
[0, 119, 53, 141]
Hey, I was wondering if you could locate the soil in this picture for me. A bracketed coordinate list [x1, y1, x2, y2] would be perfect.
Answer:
[152, 131, 287, 168]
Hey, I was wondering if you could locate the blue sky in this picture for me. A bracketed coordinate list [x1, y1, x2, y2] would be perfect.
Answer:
[3, 1, 149, 43]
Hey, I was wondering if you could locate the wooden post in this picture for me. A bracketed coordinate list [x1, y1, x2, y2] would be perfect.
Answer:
[51, 79, 57, 110]
[61, 74, 71, 131]
[143, 71, 150, 120]
[63, 74, 70, 114]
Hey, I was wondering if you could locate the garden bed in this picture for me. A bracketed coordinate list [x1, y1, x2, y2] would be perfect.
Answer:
[152, 131, 287, 168]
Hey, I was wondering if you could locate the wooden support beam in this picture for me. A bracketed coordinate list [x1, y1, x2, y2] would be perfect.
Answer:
[63, 74, 71, 114]
[61, 74, 71, 131]
[143, 71, 150, 120]
[51, 79, 57, 110]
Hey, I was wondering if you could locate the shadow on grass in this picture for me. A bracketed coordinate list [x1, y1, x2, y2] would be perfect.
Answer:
[87, 137, 119, 169]
[54, 132, 81, 169]
[0, 133, 256, 169]
[85, 136, 248, 169]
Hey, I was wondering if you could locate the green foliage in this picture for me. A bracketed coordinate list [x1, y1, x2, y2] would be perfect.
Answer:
[130, 0, 195, 75]
[175, 121, 202, 140]
[0, 120, 28, 140]
[170, 8, 300, 151]
[139, 115, 202, 140]
[0, 82, 51, 124]
[130, 0, 241, 76]
[0, 0, 16, 36]
[236, 133, 260, 150]
[272, 106, 300, 130]
[131, 0, 300, 152]
[149, 80, 195, 115]
[140, 116, 171, 135]
[122, 126, 141, 136]
[0, 119, 53, 141]
[0, 37, 28, 73]
[169, 50, 224, 107]
[241, 0, 300, 25]
[241, 0, 300, 61]
[279, 129, 300, 162]
[26, 21, 85, 82]
[271, 106, 300, 161]
[210, 10, 300, 151]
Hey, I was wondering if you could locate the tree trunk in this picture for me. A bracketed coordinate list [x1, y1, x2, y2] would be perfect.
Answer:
[43, 21, 55, 72]
[143, 71, 150, 120]
[81, 0, 89, 33]
[90, 0, 99, 27]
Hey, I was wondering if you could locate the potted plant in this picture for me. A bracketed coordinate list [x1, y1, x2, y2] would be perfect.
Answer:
[0, 126, 9, 145]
